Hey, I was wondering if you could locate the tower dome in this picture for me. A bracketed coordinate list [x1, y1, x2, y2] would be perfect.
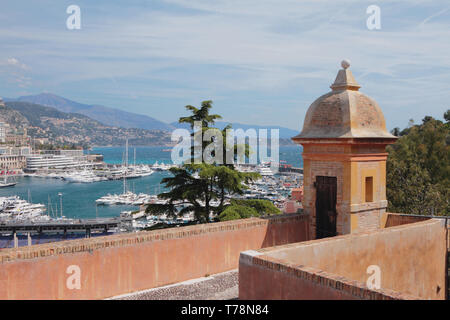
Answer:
[293, 60, 395, 140]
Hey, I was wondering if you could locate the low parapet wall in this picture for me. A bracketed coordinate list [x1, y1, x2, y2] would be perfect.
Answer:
[0, 214, 309, 300]
[384, 213, 430, 228]
[240, 219, 447, 300]
[239, 251, 418, 300]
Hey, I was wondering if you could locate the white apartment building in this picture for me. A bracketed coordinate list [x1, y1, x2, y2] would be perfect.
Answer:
[25, 155, 78, 171]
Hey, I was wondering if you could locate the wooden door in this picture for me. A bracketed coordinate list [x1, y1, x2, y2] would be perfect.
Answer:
[315, 176, 337, 239]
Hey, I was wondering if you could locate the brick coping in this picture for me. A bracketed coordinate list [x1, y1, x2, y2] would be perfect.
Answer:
[0, 214, 308, 264]
[248, 253, 420, 300]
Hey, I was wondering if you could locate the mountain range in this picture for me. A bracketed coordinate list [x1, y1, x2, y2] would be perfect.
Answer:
[1, 101, 172, 147]
[5, 93, 299, 139]
[5, 93, 174, 132]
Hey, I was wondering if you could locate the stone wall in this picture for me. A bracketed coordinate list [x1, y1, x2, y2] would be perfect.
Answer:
[0, 214, 309, 300]
[239, 219, 447, 300]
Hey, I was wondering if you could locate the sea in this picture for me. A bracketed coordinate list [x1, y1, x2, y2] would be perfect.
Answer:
[0, 145, 303, 220]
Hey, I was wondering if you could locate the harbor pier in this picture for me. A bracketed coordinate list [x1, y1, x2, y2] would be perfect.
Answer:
[0, 217, 122, 239]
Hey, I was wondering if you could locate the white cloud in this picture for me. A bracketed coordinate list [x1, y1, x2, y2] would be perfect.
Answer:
[6, 57, 29, 70]
[0, 57, 31, 88]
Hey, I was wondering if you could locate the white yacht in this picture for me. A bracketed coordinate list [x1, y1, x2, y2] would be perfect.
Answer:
[96, 192, 155, 206]
[0, 196, 50, 223]
[0, 174, 16, 188]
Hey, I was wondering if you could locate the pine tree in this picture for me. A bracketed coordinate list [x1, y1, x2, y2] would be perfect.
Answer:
[146, 101, 268, 223]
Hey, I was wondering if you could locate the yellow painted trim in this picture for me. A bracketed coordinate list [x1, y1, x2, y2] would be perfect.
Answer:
[380, 212, 388, 229]
[351, 214, 358, 232]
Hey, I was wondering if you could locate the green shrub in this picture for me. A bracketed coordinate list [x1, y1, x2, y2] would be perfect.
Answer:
[230, 199, 281, 215]
[218, 199, 281, 221]
[218, 205, 258, 221]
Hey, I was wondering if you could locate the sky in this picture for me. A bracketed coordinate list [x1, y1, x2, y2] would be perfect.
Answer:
[0, 0, 449, 130]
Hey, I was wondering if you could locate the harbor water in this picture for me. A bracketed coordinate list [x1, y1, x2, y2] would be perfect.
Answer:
[0, 146, 302, 220]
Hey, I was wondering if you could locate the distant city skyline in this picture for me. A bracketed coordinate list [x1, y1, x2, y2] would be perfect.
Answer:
[0, 0, 449, 130]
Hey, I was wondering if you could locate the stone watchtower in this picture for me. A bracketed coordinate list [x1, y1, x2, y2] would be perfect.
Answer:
[292, 60, 397, 239]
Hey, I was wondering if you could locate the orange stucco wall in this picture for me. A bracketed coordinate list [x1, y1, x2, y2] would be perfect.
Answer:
[239, 259, 361, 300]
[240, 219, 447, 300]
[0, 214, 309, 300]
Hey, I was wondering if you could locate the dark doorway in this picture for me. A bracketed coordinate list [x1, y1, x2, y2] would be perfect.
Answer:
[315, 176, 337, 239]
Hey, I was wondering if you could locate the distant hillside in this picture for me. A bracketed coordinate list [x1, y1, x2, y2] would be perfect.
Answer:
[171, 121, 299, 138]
[6, 93, 300, 145]
[3, 101, 172, 147]
[171, 121, 299, 145]
[11, 93, 175, 132]
[0, 103, 30, 130]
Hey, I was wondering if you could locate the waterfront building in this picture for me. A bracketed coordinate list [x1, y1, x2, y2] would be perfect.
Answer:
[0, 146, 31, 169]
[25, 154, 78, 171]
[0, 155, 26, 170]
[40, 149, 88, 165]
[42, 149, 84, 157]
[25, 149, 102, 171]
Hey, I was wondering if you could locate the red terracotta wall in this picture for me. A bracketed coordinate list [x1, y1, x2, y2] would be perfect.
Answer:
[0, 214, 309, 300]
[240, 219, 447, 300]
[239, 260, 360, 300]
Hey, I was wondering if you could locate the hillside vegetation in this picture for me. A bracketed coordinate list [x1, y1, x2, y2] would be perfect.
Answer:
[14, 93, 174, 131]
[1, 101, 172, 147]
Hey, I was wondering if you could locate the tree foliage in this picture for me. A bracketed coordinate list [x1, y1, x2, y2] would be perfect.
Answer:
[178, 100, 222, 129]
[386, 111, 449, 215]
[218, 199, 281, 221]
[218, 205, 259, 221]
[146, 100, 261, 222]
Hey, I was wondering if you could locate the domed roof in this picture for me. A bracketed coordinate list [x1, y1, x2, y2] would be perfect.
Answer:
[293, 61, 395, 140]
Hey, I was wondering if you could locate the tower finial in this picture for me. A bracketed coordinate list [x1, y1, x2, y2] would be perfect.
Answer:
[330, 59, 360, 91]
[341, 59, 351, 69]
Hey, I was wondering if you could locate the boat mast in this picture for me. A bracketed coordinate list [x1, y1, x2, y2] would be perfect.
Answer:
[58, 192, 63, 218]
[123, 138, 128, 194]
[125, 138, 128, 168]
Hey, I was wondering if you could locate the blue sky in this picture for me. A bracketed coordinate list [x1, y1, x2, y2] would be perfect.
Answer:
[0, 0, 449, 130]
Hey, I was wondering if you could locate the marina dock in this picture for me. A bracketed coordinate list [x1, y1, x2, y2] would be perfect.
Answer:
[0, 217, 122, 237]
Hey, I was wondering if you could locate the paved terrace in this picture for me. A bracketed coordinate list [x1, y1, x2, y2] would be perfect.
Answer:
[111, 270, 238, 300]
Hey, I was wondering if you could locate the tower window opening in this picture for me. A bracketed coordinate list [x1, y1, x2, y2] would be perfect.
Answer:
[365, 177, 373, 202]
